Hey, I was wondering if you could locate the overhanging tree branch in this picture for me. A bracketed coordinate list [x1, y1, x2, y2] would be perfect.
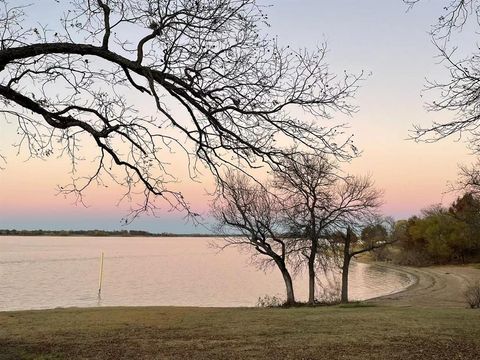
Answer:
[0, 0, 362, 221]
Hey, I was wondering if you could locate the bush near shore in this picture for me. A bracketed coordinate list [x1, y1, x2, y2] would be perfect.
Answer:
[373, 193, 480, 266]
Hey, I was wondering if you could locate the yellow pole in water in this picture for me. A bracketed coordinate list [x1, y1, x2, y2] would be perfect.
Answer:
[98, 252, 104, 298]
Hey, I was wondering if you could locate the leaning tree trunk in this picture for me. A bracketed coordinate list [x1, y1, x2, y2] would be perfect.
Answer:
[341, 227, 353, 304]
[274, 258, 296, 306]
[281, 267, 296, 306]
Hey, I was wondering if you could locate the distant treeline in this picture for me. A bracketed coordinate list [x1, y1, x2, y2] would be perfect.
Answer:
[0, 229, 218, 237]
[377, 193, 480, 266]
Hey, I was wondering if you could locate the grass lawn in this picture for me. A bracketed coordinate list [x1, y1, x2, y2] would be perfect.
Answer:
[1, 305, 479, 359]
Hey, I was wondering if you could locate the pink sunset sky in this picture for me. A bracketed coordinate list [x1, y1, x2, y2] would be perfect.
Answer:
[0, 0, 475, 232]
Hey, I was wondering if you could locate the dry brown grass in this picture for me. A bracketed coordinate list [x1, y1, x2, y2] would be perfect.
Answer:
[1, 305, 479, 359]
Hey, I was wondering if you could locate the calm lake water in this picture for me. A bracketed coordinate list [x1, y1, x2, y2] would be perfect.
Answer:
[0, 236, 414, 311]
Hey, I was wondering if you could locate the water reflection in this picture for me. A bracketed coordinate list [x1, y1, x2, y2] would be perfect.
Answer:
[0, 236, 413, 311]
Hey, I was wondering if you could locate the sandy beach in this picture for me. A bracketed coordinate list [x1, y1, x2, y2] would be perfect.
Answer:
[370, 263, 480, 308]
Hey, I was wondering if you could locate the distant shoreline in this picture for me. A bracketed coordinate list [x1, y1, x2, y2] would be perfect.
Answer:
[0, 229, 221, 237]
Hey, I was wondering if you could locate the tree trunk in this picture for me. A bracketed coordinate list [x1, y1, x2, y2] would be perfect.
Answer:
[308, 239, 318, 305]
[274, 258, 295, 306]
[281, 267, 296, 306]
[341, 254, 351, 304]
[341, 227, 352, 304]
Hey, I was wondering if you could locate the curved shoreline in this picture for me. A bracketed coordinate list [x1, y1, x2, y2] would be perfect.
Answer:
[365, 262, 420, 299]
[366, 262, 480, 308]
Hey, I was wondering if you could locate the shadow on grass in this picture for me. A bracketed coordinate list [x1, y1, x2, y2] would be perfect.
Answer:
[337, 302, 377, 308]
[257, 298, 377, 309]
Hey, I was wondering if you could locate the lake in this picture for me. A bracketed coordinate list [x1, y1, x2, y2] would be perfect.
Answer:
[0, 236, 414, 311]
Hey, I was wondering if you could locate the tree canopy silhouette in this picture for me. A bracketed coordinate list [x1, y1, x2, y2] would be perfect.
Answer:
[405, 0, 480, 150]
[0, 0, 361, 221]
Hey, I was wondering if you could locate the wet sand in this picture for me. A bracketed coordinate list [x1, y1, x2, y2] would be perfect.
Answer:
[369, 263, 480, 308]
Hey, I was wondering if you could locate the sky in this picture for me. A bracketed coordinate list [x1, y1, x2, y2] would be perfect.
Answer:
[0, 0, 476, 233]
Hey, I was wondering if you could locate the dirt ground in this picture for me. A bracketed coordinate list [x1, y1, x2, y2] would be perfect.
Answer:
[369, 263, 480, 308]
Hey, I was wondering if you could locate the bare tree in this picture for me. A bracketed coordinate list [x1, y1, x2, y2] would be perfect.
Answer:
[334, 215, 394, 304]
[211, 171, 296, 305]
[274, 154, 382, 304]
[0, 0, 361, 221]
[212, 159, 382, 305]
[273, 154, 336, 305]
[405, 0, 480, 197]
[459, 160, 480, 194]
[405, 1, 480, 149]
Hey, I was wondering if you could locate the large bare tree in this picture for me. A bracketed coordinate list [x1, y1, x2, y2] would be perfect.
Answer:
[0, 0, 361, 221]
[274, 155, 382, 304]
[273, 153, 336, 305]
[211, 171, 296, 305]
